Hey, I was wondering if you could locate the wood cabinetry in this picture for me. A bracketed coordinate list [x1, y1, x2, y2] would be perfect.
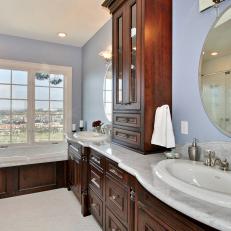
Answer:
[0, 161, 66, 199]
[87, 149, 217, 231]
[135, 184, 217, 231]
[67, 141, 90, 216]
[103, 0, 172, 153]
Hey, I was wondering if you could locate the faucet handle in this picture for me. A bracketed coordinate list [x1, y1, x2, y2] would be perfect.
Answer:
[220, 159, 229, 171]
[204, 150, 215, 166]
[205, 150, 215, 158]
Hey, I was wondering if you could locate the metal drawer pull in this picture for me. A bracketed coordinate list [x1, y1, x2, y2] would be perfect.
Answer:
[111, 195, 117, 200]
[117, 117, 128, 123]
[109, 168, 123, 179]
[91, 156, 100, 164]
[91, 178, 100, 188]
[91, 203, 97, 207]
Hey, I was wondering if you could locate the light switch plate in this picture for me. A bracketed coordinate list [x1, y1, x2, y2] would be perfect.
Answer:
[181, 121, 188, 135]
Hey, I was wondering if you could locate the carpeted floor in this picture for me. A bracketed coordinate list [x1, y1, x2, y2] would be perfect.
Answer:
[0, 188, 101, 231]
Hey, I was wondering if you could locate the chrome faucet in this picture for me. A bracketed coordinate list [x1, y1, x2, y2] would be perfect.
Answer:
[204, 150, 230, 171]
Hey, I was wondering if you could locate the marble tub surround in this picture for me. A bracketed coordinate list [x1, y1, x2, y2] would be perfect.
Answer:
[175, 141, 231, 163]
[0, 142, 68, 168]
[66, 133, 109, 147]
[89, 142, 231, 231]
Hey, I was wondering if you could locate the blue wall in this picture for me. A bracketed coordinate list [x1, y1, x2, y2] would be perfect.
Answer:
[0, 34, 82, 124]
[82, 19, 112, 129]
[173, 0, 231, 144]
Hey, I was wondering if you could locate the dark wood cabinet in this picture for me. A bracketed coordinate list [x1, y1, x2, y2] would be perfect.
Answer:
[67, 141, 90, 216]
[103, 0, 172, 153]
[0, 161, 66, 199]
[86, 149, 217, 231]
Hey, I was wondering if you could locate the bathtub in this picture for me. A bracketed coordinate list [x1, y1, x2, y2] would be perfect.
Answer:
[0, 142, 68, 168]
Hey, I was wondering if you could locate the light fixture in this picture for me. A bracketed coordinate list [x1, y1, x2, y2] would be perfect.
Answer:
[99, 49, 112, 65]
[211, 52, 219, 56]
[58, 32, 67, 38]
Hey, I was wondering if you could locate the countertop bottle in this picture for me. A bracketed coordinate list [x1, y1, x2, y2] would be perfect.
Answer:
[188, 138, 200, 161]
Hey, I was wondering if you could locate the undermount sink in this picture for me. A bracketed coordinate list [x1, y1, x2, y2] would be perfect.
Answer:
[154, 159, 231, 208]
[73, 131, 108, 142]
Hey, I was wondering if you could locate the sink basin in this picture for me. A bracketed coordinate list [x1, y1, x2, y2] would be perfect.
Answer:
[73, 131, 108, 142]
[154, 159, 231, 208]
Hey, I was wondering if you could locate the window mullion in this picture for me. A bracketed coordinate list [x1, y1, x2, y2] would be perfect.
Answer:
[27, 69, 35, 144]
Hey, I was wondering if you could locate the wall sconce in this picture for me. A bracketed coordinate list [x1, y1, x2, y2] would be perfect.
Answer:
[99, 49, 112, 66]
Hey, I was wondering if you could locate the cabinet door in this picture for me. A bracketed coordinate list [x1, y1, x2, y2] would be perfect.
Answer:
[137, 202, 172, 231]
[113, 0, 141, 111]
[73, 159, 82, 201]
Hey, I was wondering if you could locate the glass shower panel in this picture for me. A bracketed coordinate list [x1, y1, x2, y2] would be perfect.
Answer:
[202, 73, 226, 130]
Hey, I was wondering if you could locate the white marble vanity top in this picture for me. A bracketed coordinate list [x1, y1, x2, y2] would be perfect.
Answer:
[0, 142, 68, 168]
[67, 134, 231, 231]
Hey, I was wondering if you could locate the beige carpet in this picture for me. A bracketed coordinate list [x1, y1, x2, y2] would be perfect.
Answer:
[0, 188, 101, 231]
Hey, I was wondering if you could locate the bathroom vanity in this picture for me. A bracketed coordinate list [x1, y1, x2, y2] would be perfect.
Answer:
[67, 136, 227, 231]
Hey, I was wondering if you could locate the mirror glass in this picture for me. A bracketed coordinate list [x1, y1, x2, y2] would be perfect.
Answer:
[103, 63, 112, 122]
[200, 7, 231, 136]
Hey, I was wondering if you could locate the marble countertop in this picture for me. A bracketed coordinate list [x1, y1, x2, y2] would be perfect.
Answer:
[67, 134, 231, 231]
[0, 142, 68, 168]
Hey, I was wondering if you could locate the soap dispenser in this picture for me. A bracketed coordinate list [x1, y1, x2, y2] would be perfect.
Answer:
[188, 138, 200, 161]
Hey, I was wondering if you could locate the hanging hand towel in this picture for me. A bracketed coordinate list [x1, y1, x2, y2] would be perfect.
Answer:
[151, 105, 175, 148]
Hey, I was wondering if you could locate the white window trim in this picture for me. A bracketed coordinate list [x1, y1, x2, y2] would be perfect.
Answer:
[0, 58, 72, 146]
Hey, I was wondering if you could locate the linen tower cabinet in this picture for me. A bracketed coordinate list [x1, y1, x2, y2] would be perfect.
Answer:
[102, 0, 172, 154]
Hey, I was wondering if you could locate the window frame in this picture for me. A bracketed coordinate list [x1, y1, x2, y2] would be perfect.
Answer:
[0, 59, 72, 146]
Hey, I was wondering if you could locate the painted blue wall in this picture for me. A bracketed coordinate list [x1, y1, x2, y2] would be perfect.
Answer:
[173, 0, 231, 144]
[82, 19, 112, 129]
[0, 34, 82, 124]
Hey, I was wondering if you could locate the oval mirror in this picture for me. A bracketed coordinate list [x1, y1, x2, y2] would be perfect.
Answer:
[103, 63, 112, 122]
[200, 7, 231, 136]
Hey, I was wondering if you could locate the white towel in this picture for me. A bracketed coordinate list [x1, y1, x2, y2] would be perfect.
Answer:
[151, 105, 175, 148]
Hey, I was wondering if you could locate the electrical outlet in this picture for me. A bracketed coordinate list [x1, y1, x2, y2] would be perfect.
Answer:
[181, 121, 188, 135]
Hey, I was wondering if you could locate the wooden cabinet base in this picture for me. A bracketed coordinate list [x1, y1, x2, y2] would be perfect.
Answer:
[0, 161, 67, 199]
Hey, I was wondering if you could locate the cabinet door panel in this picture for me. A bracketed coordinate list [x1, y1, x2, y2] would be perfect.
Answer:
[113, 0, 141, 111]
[106, 208, 127, 231]
[18, 163, 56, 192]
[89, 188, 103, 227]
[137, 202, 171, 231]
[105, 175, 128, 225]
[0, 168, 7, 196]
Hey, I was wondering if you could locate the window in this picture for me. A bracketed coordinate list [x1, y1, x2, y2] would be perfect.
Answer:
[0, 60, 72, 145]
[103, 63, 112, 122]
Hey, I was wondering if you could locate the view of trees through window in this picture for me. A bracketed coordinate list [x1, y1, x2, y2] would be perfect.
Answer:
[0, 68, 64, 145]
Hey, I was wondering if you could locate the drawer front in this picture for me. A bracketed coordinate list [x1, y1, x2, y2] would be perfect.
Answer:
[69, 143, 81, 154]
[69, 144, 81, 161]
[89, 150, 104, 170]
[113, 128, 141, 147]
[106, 175, 128, 225]
[106, 160, 126, 184]
[89, 165, 104, 198]
[113, 113, 141, 128]
[106, 208, 127, 231]
[89, 188, 103, 227]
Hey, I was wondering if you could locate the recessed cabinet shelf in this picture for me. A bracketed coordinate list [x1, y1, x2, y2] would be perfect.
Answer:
[102, 0, 172, 153]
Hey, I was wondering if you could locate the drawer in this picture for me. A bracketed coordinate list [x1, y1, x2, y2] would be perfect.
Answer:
[89, 188, 103, 227]
[106, 208, 127, 231]
[105, 175, 128, 225]
[69, 145, 81, 161]
[89, 165, 104, 198]
[113, 113, 141, 128]
[69, 142, 82, 154]
[89, 149, 104, 170]
[106, 159, 126, 184]
[113, 128, 141, 147]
